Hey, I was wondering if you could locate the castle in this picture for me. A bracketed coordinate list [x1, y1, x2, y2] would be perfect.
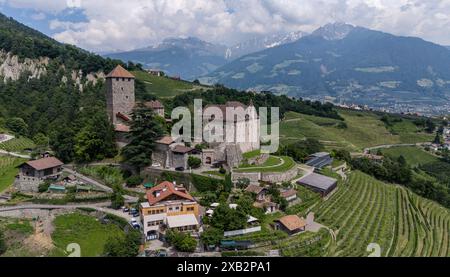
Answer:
[105, 65, 261, 169]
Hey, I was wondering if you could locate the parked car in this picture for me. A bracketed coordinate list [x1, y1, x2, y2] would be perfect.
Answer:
[130, 219, 140, 230]
[175, 167, 185, 172]
[123, 207, 130, 213]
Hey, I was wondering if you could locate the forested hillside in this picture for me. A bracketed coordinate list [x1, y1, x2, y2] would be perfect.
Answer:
[0, 13, 120, 74]
[0, 13, 127, 163]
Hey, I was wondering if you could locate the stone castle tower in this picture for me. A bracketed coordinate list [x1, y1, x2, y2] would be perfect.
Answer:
[105, 65, 135, 126]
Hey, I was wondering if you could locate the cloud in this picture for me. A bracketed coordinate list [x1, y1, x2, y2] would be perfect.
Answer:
[31, 12, 46, 20]
[2, 0, 450, 52]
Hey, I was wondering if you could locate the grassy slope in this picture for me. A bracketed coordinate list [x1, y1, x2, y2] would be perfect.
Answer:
[313, 171, 450, 257]
[280, 109, 434, 151]
[0, 156, 26, 192]
[51, 213, 124, 257]
[380, 146, 439, 167]
[235, 156, 296, 173]
[132, 71, 209, 98]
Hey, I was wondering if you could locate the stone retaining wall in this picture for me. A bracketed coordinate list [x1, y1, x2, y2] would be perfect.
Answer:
[261, 166, 299, 183]
[231, 172, 261, 185]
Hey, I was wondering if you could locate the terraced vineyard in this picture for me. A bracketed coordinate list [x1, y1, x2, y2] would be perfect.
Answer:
[313, 171, 450, 257]
[0, 137, 35, 153]
[0, 156, 26, 192]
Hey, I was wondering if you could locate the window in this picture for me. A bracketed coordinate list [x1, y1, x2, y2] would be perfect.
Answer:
[116, 78, 119, 81]
[122, 78, 125, 81]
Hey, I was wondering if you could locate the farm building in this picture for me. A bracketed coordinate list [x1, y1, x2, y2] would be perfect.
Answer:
[15, 157, 64, 192]
[280, 188, 298, 202]
[305, 152, 333, 169]
[297, 173, 337, 197]
[275, 215, 307, 235]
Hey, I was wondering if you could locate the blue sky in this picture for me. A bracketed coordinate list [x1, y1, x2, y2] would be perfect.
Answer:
[0, 4, 86, 37]
[1, 0, 450, 53]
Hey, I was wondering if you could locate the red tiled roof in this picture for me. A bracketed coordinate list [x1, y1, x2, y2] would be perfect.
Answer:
[144, 100, 164, 109]
[24, 157, 63, 171]
[156, 136, 175, 145]
[281, 189, 297, 198]
[171, 145, 194, 154]
[106, 65, 135, 79]
[278, 215, 306, 231]
[115, 124, 130, 133]
[245, 185, 266, 195]
[146, 181, 195, 205]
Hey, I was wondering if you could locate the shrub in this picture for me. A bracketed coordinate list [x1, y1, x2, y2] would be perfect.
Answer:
[200, 227, 223, 247]
[38, 182, 50, 193]
[188, 156, 202, 169]
[126, 175, 143, 187]
[166, 230, 197, 252]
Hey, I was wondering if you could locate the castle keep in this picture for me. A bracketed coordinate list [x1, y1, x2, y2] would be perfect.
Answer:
[106, 65, 136, 128]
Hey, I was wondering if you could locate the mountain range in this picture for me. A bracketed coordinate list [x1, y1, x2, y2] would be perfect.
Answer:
[104, 31, 307, 80]
[201, 23, 450, 113]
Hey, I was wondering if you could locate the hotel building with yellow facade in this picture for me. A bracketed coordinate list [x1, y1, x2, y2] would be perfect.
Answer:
[140, 181, 200, 240]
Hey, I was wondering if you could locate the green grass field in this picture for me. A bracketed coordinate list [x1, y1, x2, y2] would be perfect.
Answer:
[280, 110, 434, 151]
[313, 171, 450, 257]
[0, 137, 35, 153]
[0, 156, 26, 192]
[379, 146, 439, 167]
[132, 71, 209, 98]
[235, 156, 296, 173]
[51, 213, 125, 257]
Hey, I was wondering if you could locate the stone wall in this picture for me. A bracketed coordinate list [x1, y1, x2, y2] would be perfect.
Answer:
[231, 172, 261, 185]
[261, 167, 299, 183]
[247, 153, 269, 166]
[14, 176, 40, 193]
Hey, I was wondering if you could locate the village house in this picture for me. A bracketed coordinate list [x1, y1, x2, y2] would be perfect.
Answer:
[297, 173, 338, 197]
[280, 188, 298, 203]
[144, 100, 165, 118]
[140, 181, 200, 241]
[245, 185, 279, 214]
[275, 215, 307, 235]
[15, 157, 64, 193]
[147, 69, 165, 77]
[151, 136, 197, 170]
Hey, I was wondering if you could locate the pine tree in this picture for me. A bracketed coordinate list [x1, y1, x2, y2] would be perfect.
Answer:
[121, 105, 165, 173]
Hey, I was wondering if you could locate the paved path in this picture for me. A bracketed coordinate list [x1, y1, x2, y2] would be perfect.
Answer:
[0, 203, 132, 221]
[0, 149, 31, 159]
[363, 143, 426, 154]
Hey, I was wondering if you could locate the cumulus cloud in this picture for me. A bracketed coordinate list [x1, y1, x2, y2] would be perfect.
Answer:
[2, 0, 450, 52]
